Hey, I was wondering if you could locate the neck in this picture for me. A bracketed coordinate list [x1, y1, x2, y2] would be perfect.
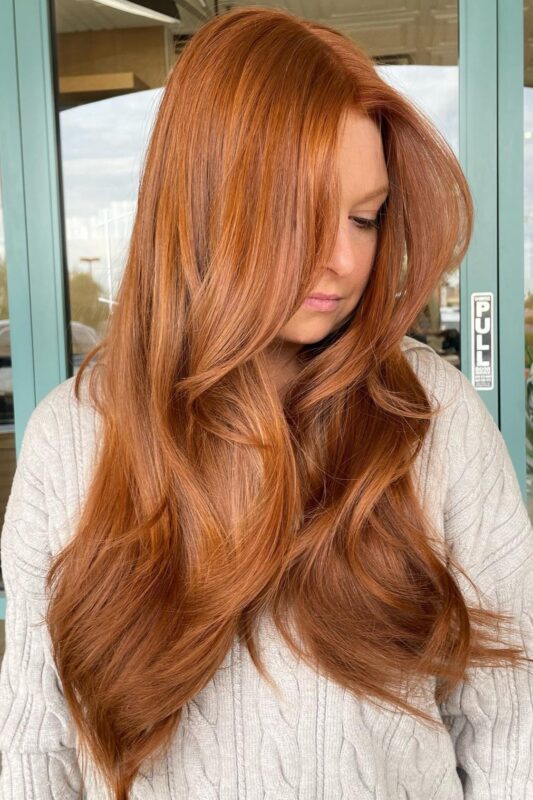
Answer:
[265, 339, 303, 397]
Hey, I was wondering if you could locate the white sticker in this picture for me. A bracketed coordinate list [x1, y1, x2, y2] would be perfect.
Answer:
[471, 292, 493, 391]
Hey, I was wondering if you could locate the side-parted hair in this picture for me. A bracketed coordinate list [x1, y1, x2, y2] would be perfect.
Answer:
[43, 6, 528, 799]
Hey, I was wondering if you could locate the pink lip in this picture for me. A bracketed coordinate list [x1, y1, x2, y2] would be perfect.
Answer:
[303, 295, 341, 312]
[307, 293, 340, 301]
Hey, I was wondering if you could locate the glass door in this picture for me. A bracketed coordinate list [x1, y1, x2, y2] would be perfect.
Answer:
[49, 0, 460, 375]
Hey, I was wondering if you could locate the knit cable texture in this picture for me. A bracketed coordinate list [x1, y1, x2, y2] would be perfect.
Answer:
[0, 336, 532, 799]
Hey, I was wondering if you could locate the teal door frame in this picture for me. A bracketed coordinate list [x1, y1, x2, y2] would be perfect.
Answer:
[458, 0, 499, 416]
[0, 0, 70, 617]
[0, 0, 70, 448]
[0, 0, 527, 621]
[459, 0, 525, 499]
[497, 1, 526, 498]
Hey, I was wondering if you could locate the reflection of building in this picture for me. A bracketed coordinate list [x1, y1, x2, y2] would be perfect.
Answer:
[66, 203, 136, 290]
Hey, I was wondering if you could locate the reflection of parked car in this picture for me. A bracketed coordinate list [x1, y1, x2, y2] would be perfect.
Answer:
[0, 320, 100, 425]
[440, 305, 460, 329]
[70, 322, 100, 371]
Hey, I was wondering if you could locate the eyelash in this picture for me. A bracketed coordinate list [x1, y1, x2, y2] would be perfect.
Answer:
[349, 202, 386, 232]
[349, 216, 380, 231]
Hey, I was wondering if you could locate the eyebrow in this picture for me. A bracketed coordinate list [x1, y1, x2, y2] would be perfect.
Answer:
[355, 185, 390, 204]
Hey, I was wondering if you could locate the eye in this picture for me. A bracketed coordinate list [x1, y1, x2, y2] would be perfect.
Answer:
[349, 201, 386, 232]
[349, 216, 379, 231]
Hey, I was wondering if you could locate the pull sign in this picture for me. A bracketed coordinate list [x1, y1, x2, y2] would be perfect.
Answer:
[471, 292, 493, 391]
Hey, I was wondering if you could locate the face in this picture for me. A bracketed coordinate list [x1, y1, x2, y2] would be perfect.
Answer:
[273, 109, 389, 367]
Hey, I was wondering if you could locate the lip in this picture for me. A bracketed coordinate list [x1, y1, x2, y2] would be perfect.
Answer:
[306, 293, 341, 301]
[303, 294, 341, 312]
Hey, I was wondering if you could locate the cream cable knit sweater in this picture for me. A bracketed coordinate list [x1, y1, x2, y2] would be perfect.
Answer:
[0, 336, 532, 799]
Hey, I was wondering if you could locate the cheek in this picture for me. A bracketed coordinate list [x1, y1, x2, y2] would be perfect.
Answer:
[348, 249, 377, 295]
[357, 237, 379, 265]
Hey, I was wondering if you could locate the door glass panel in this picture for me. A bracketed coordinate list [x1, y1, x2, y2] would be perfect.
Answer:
[378, 59, 460, 367]
[52, 0, 179, 373]
[51, 1, 459, 372]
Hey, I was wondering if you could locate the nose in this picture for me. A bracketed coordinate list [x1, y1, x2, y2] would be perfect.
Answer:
[325, 226, 358, 278]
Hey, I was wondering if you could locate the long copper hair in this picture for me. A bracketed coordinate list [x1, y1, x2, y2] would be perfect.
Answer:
[43, 6, 529, 798]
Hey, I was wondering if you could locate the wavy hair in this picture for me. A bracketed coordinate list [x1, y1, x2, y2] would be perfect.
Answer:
[44, 6, 529, 799]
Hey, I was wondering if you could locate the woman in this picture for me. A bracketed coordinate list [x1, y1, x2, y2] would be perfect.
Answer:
[0, 6, 532, 800]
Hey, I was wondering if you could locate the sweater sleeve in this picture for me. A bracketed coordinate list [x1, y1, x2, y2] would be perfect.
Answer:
[0, 395, 84, 799]
[437, 364, 533, 798]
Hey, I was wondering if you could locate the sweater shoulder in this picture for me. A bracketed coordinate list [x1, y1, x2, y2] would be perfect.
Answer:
[19, 370, 102, 552]
[399, 334, 466, 413]
[400, 334, 495, 422]
[25, 369, 100, 444]
[398, 336, 503, 485]
[34, 369, 96, 417]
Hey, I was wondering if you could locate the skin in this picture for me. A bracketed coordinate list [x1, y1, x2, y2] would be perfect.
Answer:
[266, 108, 389, 395]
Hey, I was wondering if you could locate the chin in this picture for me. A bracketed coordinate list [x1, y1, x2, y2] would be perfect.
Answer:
[278, 320, 338, 346]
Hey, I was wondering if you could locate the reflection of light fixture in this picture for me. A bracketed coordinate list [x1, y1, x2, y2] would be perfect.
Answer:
[90, 0, 180, 24]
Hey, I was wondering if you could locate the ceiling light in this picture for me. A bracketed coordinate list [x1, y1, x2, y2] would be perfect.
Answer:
[90, 0, 180, 24]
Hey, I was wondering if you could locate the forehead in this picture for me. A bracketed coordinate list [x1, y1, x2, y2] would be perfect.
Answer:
[337, 110, 388, 199]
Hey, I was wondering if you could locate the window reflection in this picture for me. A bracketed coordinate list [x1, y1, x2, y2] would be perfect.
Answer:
[52, 1, 459, 374]
[378, 64, 460, 367]
[53, 0, 179, 373]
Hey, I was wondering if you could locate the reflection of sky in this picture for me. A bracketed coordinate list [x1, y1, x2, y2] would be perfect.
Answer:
[56, 65, 460, 295]
[59, 89, 163, 219]
[2, 66, 532, 294]
[378, 66, 458, 155]
[59, 66, 458, 220]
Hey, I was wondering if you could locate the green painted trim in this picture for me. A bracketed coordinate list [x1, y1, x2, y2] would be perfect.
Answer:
[15, 0, 69, 407]
[0, 0, 69, 619]
[0, 0, 69, 457]
[459, 0, 500, 422]
[497, 0, 527, 500]
[0, 0, 38, 434]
